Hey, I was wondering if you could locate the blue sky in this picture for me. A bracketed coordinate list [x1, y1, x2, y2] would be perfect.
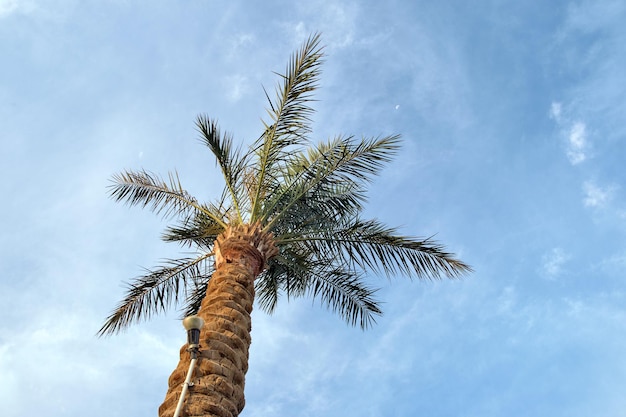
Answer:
[1, 0, 625, 416]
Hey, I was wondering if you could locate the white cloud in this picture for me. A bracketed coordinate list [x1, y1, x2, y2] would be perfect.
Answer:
[225, 74, 249, 102]
[549, 101, 562, 122]
[0, 0, 72, 19]
[225, 32, 256, 60]
[0, 0, 18, 16]
[288, 2, 357, 50]
[548, 103, 592, 165]
[566, 121, 588, 164]
[0, 344, 18, 411]
[598, 252, 626, 277]
[541, 247, 570, 278]
[583, 180, 616, 208]
[0, 0, 39, 17]
[555, 1, 626, 145]
[0, 304, 181, 417]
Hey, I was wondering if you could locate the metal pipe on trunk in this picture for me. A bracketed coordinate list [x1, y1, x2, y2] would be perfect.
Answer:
[173, 355, 198, 417]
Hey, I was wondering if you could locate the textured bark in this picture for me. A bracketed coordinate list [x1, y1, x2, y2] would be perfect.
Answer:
[159, 224, 277, 417]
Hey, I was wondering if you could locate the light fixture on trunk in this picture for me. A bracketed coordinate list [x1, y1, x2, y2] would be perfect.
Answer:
[183, 315, 204, 351]
[173, 315, 205, 417]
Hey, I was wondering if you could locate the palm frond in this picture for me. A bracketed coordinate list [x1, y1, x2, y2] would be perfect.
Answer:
[196, 115, 249, 222]
[161, 208, 225, 249]
[254, 263, 284, 314]
[282, 218, 472, 280]
[307, 268, 382, 329]
[103, 34, 472, 336]
[266, 185, 363, 242]
[179, 273, 212, 318]
[303, 134, 401, 183]
[262, 135, 401, 229]
[109, 169, 225, 227]
[97, 254, 213, 336]
[257, 252, 382, 329]
[250, 33, 324, 220]
[256, 241, 326, 314]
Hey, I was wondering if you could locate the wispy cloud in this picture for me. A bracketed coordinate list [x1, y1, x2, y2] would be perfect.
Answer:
[566, 121, 588, 164]
[541, 247, 570, 278]
[549, 102, 562, 122]
[549, 102, 590, 165]
[224, 74, 249, 102]
[0, 306, 179, 416]
[598, 251, 626, 277]
[0, 0, 38, 17]
[555, 1, 626, 143]
[287, 2, 356, 50]
[0, 0, 71, 19]
[582, 180, 616, 208]
[0, 0, 18, 16]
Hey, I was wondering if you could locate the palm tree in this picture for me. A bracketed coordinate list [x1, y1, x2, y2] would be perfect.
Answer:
[99, 34, 471, 417]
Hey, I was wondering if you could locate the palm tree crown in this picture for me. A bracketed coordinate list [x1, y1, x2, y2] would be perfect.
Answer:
[99, 33, 471, 337]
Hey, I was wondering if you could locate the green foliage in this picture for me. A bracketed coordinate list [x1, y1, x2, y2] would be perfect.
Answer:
[99, 33, 471, 336]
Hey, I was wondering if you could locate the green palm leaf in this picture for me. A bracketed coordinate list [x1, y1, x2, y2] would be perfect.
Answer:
[102, 34, 471, 338]
[109, 169, 224, 226]
[261, 134, 401, 228]
[179, 275, 211, 318]
[294, 218, 472, 279]
[98, 254, 213, 336]
[307, 268, 382, 329]
[250, 33, 324, 220]
[196, 115, 249, 222]
[257, 251, 382, 329]
[161, 210, 225, 250]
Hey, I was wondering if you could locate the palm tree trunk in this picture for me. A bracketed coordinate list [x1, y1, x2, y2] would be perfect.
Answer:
[159, 224, 276, 417]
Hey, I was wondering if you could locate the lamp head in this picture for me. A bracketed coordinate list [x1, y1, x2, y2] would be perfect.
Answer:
[182, 315, 204, 348]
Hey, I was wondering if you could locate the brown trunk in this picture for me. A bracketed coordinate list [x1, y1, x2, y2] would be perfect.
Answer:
[159, 224, 277, 417]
